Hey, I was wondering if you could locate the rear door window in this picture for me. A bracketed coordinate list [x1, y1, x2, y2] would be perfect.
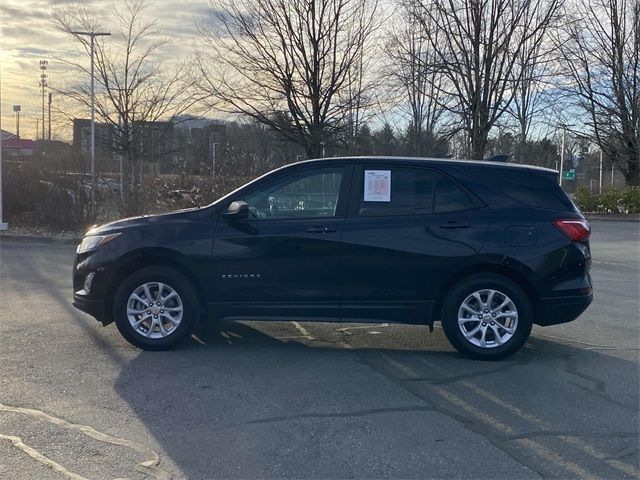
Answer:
[355, 166, 478, 217]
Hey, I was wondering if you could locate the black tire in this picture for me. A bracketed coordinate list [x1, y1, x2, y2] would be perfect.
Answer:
[441, 273, 533, 360]
[113, 266, 199, 350]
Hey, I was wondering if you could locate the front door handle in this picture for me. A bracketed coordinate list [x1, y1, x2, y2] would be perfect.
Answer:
[306, 226, 336, 234]
[439, 222, 470, 230]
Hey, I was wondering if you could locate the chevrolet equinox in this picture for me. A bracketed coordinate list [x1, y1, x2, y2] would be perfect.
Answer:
[73, 157, 593, 360]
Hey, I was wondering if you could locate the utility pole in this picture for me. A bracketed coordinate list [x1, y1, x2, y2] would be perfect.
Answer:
[48, 92, 52, 141]
[0, 63, 8, 230]
[69, 31, 111, 200]
[40, 60, 47, 141]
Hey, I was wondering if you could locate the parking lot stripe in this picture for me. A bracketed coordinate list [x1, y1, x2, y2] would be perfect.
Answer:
[415, 356, 640, 478]
[291, 321, 314, 340]
[379, 355, 601, 480]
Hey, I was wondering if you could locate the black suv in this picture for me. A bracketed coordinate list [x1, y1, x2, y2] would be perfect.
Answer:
[73, 157, 592, 359]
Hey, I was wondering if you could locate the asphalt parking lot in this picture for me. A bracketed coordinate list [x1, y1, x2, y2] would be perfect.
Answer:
[0, 220, 638, 480]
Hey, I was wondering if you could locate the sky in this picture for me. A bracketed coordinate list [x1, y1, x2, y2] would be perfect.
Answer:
[0, 0, 210, 141]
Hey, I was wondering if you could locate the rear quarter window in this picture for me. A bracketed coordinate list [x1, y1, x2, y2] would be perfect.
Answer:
[475, 168, 576, 211]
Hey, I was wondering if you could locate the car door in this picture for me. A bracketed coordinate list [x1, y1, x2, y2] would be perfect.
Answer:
[340, 164, 490, 324]
[211, 164, 352, 320]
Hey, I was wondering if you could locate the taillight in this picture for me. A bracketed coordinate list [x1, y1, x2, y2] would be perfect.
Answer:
[553, 219, 591, 242]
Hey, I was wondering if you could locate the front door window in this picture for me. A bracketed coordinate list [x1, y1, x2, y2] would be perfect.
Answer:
[242, 169, 343, 219]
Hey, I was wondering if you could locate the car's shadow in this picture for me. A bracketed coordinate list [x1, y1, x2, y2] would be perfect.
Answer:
[112, 319, 639, 479]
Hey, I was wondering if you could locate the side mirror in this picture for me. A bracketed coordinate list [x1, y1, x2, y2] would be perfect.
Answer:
[223, 201, 250, 221]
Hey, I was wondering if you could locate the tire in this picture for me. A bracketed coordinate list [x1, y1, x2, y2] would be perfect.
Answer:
[113, 266, 199, 350]
[441, 273, 532, 360]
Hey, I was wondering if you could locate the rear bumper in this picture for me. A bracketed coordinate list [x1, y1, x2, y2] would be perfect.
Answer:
[535, 292, 593, 326]
[73, 291, 111, 325]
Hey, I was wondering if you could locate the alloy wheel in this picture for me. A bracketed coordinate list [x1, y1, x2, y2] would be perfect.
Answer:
[126, 282, 183, 339]
[457, 289, 518, 348]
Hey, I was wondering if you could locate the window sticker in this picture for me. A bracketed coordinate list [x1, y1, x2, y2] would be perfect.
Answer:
[364, 170, 391, 202]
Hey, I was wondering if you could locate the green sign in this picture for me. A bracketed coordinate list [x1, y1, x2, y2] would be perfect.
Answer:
[562, 169, 576, 180]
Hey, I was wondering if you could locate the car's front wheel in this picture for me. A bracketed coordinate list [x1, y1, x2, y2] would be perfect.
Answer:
[113, 267, 199, 350]
[441, 274, 532, 360]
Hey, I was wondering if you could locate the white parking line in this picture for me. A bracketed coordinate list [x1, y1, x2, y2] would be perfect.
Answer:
[291, 321, 314, 340]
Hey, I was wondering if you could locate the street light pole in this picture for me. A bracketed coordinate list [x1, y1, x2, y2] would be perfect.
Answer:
[13, 105, 20, 141]
[12, 105, 20, 160]
[559, 128, 566, 186]
[70, 30, 111, 199]
[599, 149, 603, 194]
[557, 123, 575, 186]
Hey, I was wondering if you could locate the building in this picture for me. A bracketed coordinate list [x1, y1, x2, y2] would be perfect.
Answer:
[72, 119, 114, 156]
[72, 117, 228, 175]
[0, 129, 34, 157]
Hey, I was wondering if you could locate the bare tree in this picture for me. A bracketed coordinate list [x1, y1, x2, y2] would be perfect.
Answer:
[53, 0, 195, 212]
[195, 0, 380, 158]
[508, 3, 560, 163]
[343, 34, 382, 155]
[384, 1, 451, 156]
[556, 0, 639, 186]
[416, 0, 562, 159]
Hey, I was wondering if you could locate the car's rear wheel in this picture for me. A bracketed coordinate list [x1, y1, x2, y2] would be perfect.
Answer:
[113, 267, 198, 350]
[441, 274, 532, 360]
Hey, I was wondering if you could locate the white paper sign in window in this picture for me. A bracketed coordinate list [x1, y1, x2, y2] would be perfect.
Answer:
[364, 170, 391, 202]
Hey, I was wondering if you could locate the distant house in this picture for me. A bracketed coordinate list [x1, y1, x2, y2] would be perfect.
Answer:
[0, 129, 34, 157]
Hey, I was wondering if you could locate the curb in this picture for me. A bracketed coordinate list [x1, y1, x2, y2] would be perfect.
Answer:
[587, 215, 640, 223]
[0, 234, 81, 245]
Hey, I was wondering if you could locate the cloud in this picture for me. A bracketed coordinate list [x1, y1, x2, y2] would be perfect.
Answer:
[1, 0, 213, 139]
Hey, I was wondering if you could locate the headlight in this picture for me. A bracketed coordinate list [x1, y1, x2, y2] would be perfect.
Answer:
[77, 233, 121, 254]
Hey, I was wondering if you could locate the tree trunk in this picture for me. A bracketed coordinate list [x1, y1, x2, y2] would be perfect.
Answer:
[624, 156, 639, 186]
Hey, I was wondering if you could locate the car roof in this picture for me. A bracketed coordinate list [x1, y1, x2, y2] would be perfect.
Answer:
[297, 156, 558, 174]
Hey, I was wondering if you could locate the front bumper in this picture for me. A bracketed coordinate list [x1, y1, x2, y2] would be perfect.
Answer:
[73, 291, 111, 325]
[536, 291, 593, 326]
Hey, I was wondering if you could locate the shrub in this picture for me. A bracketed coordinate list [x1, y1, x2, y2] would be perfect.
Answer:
[573, 187, 598, 213]
[573, 186, 640, 214]
[621, 186, 640, 214]
[4, 163, 97, 231]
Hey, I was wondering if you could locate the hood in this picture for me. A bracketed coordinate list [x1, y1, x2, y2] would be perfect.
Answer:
[86, 207, 206, 236]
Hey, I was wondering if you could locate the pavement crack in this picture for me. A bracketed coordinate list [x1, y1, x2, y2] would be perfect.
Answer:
[503, 431, 639, 441]
[562, 355, 638, 411]
[351, 352, 548, 479]
[605, 442, 638, 461]
[237, 405, 436, 426]
[404, 361, 528, 385]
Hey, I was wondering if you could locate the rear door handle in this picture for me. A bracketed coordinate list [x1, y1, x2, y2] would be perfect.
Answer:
[306, 226, 336, 233]
[439, 222, 470, 230]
